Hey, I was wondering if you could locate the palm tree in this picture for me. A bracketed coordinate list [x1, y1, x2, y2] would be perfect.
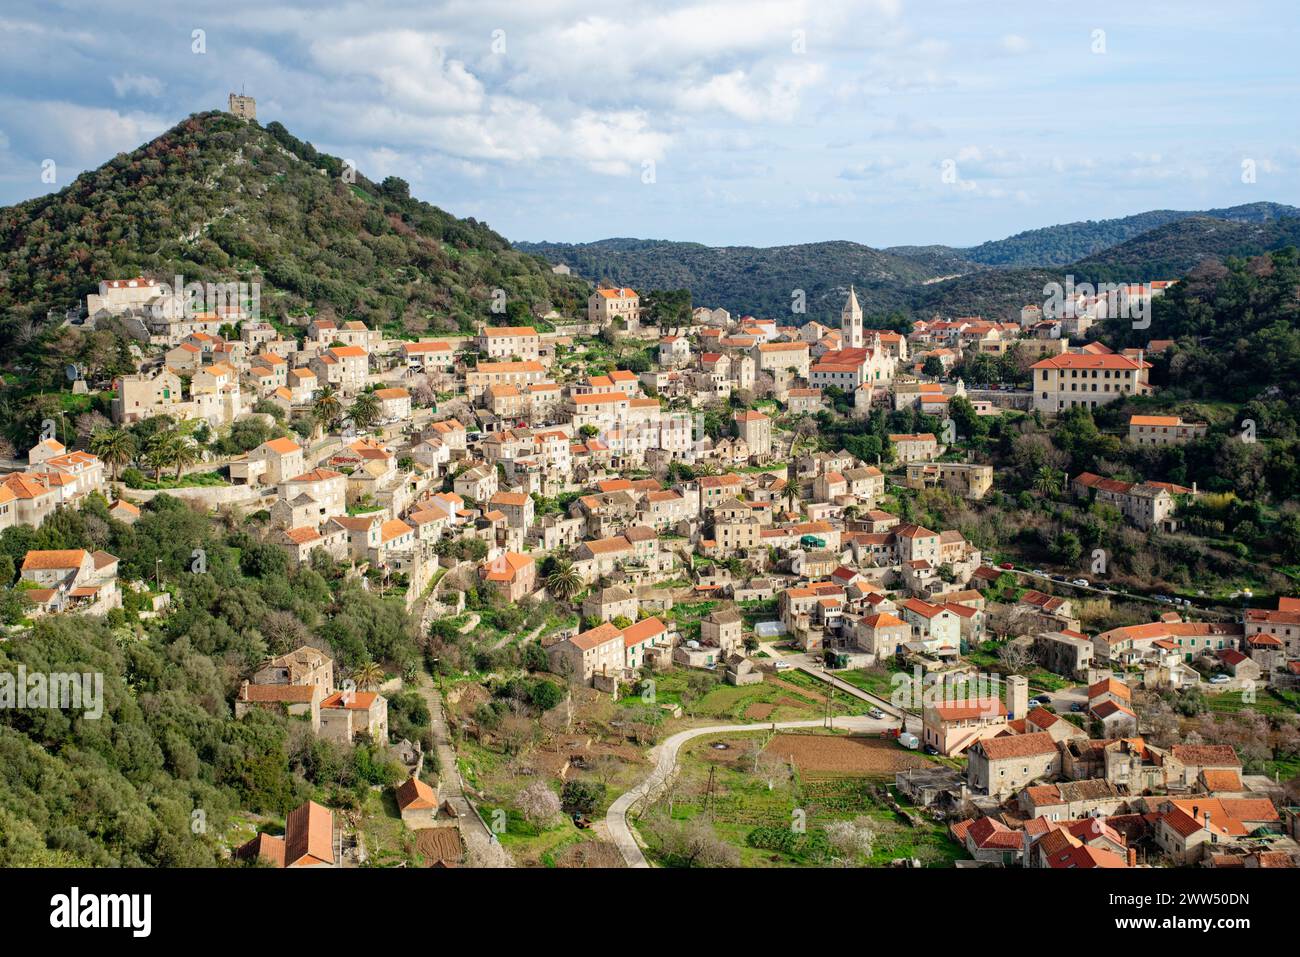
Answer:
[545, 559, 583, 602]
[168, 433, 200, 480]
[143, 430, 177, 480]
[143, 428, 199, 481]
[313, 387, 343, 434]
[349, 391, 380, 431]
[1033, 465, 1064, 498]
[90, 427, 136, 480]
[352, 660, 385, 691]
[784, 483, 800, 518]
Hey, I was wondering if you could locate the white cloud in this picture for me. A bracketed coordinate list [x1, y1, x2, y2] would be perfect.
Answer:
[839, 155, 901, 179]
[674, 61, 825, 122]
[309, 31, 484, 114]
[999, 34, 1031, 55]
[0, 98, 169, 165]
[110, 73, 165, 98]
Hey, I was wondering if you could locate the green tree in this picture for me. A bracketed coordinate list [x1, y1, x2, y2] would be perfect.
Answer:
[1033, 465, 1064, 498]
[352, 660, 386, 691]
[89, 427, 136, 480]
[544, 559, 583, 602]
[313, 387, 343, 433]
[349, 392, 380, 430]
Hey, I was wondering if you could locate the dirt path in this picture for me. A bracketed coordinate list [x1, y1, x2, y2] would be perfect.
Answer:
[414, 675, 511, 867]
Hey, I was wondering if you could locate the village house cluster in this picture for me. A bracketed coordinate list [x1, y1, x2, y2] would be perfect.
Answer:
[10, 264, 1293, 874]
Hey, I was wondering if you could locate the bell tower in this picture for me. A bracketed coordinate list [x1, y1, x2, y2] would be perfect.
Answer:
[842, 286, 864, 348]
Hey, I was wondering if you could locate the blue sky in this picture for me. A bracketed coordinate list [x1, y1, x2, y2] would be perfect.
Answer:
[2, 0, 1298, 248]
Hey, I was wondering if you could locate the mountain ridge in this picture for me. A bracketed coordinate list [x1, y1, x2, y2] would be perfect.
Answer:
[518, 202, 1300, 321]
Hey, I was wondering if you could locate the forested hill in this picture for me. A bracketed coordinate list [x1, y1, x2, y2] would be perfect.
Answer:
[518, 203, 1300, 323]
[0, 111, 588, 336]
[1070, 215, 1300, 284]
[948, 202, 1299, 268]
[513, 237, 945, 321]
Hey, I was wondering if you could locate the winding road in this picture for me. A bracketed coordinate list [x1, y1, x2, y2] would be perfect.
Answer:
[604, 713, 896, 868]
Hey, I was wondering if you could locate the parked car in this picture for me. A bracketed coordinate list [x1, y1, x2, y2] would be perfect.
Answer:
[773, 660, 792, 670]
[898, 732, 920, 750]
[1208, 674, 1232, 685]
[1071, 578, 1089, 587]
[1070, 702, 1084, 712]
[1031, 569, 1046, 577]
[1051, 574, 1068, 583]
[1031, 694, 1052, 707]
[868, 707, 885, 719]
[923, 744, 940, 756]
[998, 562, 1014, 570]
[1154, 594, 1173, 603]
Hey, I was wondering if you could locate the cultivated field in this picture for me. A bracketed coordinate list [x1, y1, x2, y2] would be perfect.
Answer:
[763, 733, 932, 775]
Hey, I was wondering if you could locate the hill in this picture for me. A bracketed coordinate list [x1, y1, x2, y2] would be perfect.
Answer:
[513, 237, 944, 322]
[519, 203, 1300, 323]
[1071, 215, 1300, 284]
[949, 202, 1300, 268]
[906, 267, 1062, 321]
[0, 111, 588, 339]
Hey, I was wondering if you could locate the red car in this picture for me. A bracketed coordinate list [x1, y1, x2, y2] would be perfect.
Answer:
[998, 562, 1014, 570]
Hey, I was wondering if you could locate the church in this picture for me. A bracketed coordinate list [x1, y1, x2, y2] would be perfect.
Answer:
[808, 287, 903, 395]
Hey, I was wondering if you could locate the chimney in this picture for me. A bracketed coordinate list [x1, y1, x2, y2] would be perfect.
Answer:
[1127, 846, 1137, 867]
[1021, 828, 1032, 868]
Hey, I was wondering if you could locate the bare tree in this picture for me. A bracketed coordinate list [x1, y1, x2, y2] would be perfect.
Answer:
[588, 753, 622, 787]
[464, 837, 514, 868]
[554, 840, 625, 868]
[498, 715, 536, 756]
[997, 639, 1035, 675]
[260, 609, 311, 655]
[652, 815, 739, 867]
[75, 410, 111, 441]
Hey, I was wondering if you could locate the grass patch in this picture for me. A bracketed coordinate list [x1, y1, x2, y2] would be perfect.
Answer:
[640, 732, 963, 868]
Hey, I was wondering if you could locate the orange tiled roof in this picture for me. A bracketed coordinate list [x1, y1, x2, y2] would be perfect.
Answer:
[21, 549, 87, 571]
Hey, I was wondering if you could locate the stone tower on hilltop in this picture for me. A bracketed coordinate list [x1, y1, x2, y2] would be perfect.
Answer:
[228, 92, 257, 121]
[842, 286, 864, 348]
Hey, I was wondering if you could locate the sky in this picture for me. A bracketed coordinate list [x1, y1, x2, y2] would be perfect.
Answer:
[2, 0, 1298, 249]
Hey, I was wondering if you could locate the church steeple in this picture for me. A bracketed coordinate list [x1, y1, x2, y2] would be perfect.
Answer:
[842, 285, 864, 348]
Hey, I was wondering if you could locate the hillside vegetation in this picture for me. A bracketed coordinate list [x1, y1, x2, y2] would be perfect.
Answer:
[0, 111, 588, 338]
[519, 203, 1300, 323]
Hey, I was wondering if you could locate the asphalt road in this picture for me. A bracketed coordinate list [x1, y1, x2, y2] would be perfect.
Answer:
[1005, 566, 1237, 620]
